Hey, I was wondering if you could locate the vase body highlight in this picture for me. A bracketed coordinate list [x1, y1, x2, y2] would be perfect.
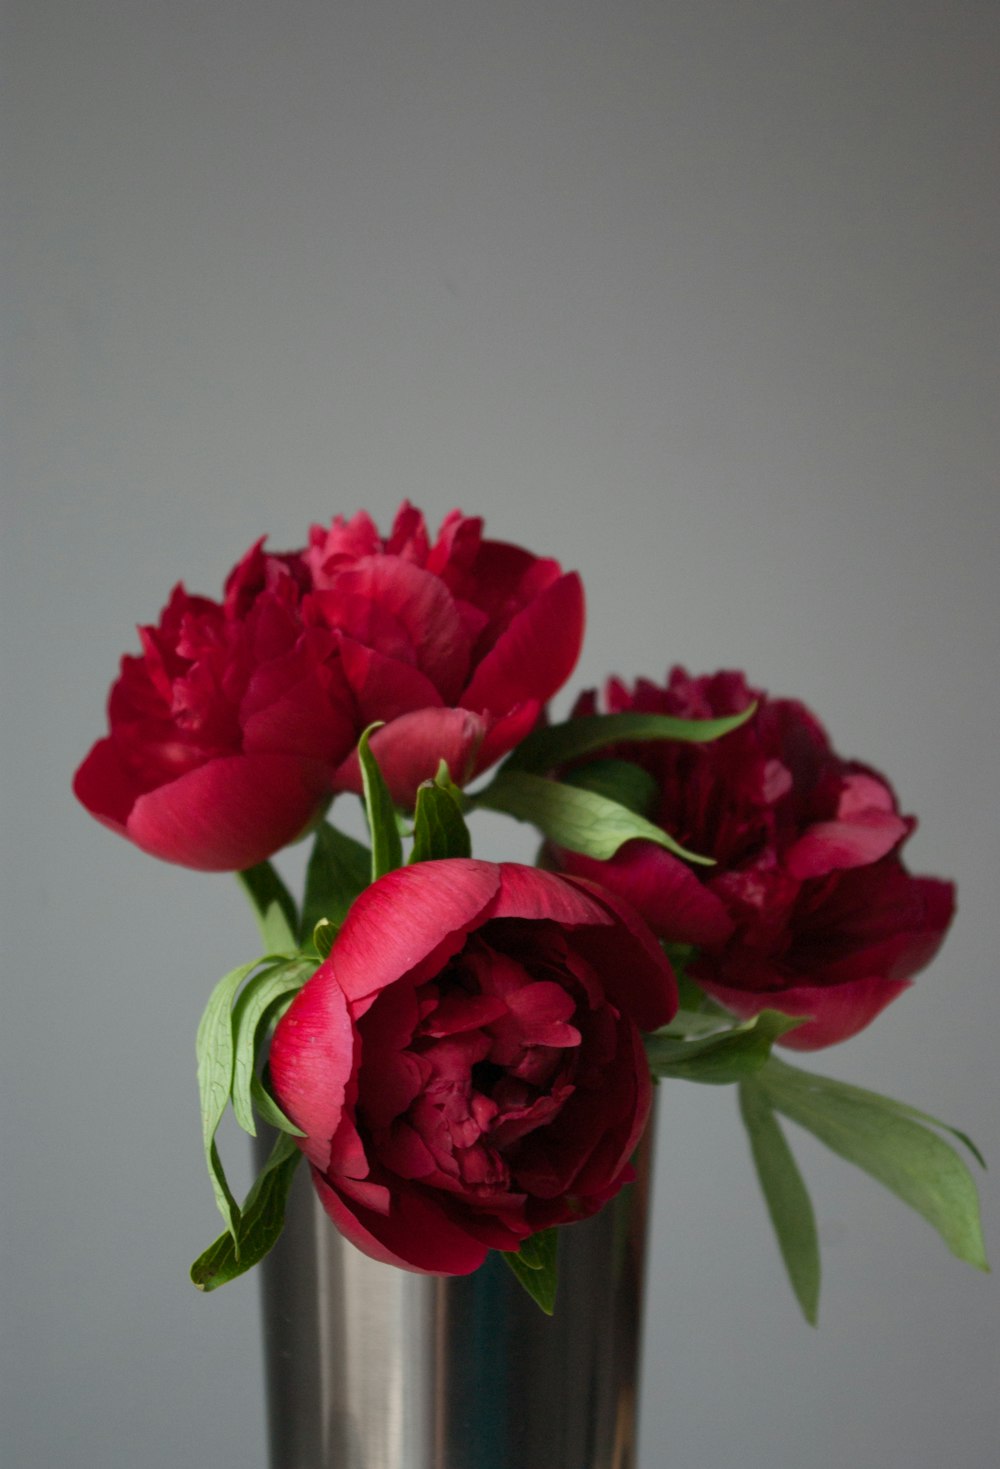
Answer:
[256, 1116, 655, 1469]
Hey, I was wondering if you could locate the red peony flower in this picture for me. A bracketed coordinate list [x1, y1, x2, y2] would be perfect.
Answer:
[549, 670, 955, 1049]
[268, 860, 676, 1274]
[302, 504, 584, 804]
[73, 570, 352, 872]
[74, 504, 584, 869]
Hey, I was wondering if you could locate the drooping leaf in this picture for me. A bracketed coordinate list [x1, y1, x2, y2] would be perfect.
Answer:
[502, 706, 757, 774]
[237, 862, 298, 952]
[474, 771, 713, 866]
[195, 958, 274, 1240]
[739, 1079, 821, 1325]
[230, 958, 315, 1135]
[501, 1228, 559, 1315]
[358, 725, 404, 880]
[410, 781, 473, 863]
[759, 1058, 989, 1272]
[190, 1131, 302, 1291]
[300, 821, 372, 943]
[250, 1072, 305, 1137]
[646, 1010, 803, 1085]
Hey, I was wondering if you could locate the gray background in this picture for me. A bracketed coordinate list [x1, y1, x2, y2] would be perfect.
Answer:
[5, 2, 998, 1466]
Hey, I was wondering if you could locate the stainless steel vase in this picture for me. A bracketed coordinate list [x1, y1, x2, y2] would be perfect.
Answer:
[256, 1118, 655, 1469]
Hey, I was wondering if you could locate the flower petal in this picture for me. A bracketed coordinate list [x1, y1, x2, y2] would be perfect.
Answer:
[331, 707, 488, 805]
[460, 572, 585, 714]
[331, 860, 501, 1006]
[269, 965, 355, 1169]
[550, 841, 735, 948]
[310, 1168, 490, 1274]
[699, 973, 913, 1050]
[125, 753, 331, 871]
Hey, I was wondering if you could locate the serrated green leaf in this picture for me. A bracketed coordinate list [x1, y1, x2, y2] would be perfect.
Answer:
[300, 821, 372, 943]
[230, 959, 315, 1135]
[474, 771, 713, 866]
[503, 706, 757, 774]
[191, 1132, 302, 1291]
[760, 1058, 989, 1272]
[501, 1228, 559, 1314]
[358, 725, 404, 879]
[739, 1079, 820, 1325]
[237, 863, 298, 952]
[196, 958, 273, 1241]
[410, 781, 473, 863]
[646, 1010, 803, 1085]
[560, 759, 660, 817]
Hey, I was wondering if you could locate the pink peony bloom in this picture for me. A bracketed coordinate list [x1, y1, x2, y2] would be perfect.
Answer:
[549, 669, 955, 1049]
[269, 860, 676, 1274]
[74, 504, 584, 869]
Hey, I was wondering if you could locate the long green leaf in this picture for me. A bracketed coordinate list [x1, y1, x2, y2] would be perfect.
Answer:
[237, 863, 298, 952]
[300, 821, 372, 943]
[503, 706, 757, 774]
[250, 1072, 305, 1137]
[560, 759, 659, 817]
[230, 959, 315, 1135]
[190, 1132, 302, 1291]
[410, 781, 473, 863]
[646, 1010, 803, 1085]
[501, 1228, 559, 1315]
[739, 1079, 821, 1325]
[195, 958, 271, 1240]
[759, 1058, 989, 1271]
[358, 725, 404, 879]
[474, 771, 713, 866]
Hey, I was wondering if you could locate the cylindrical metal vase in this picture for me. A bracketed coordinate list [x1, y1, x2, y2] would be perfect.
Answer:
[256, 1118, 655, 1469]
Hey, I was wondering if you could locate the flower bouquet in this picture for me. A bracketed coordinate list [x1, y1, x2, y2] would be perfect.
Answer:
[74, 504, 987, 1467]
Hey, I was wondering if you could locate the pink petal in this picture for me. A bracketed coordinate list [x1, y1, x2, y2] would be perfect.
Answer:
[337, 635, 445, 724]
[698, 974, 912, 1050]
[269, 965, 356, 1169]
[327, 558, 472, 703]
[331, 707, 488, 805]
[73, 737, 144, 834]
[561, 876, 679, 1032]
[310, 1168, 490, 1274]
[125, 753, 331, 871]
[470, 699, 543, 778]
[785, 810, 909, 879]
[551, 841, 735, 948]
[331, 860, 501, 1006]
[460, 572, 585, 714]
[492, 863, 615, 925]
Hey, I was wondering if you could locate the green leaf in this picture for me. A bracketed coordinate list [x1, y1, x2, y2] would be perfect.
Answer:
[474, 771, 713, 866]
[191, 1132, 302, 1291]
[645, 1010, 804, 1085]
[501, 1228, 559, 1315]
[358, 725, 404, 879]
[503, 706, 758, 774]
[230, 959, 315, 1135]
[560, 759, 659, 817]
[300, 821, 372, 943]
[312, 919, 337, 958]
[250, 1072, 305, 1137]
[759, 1058, 989, 1272]
[410, 781, 473, 863]
[739, 1079, 821, 1325]
[195, 958, 272, 1240]
[237, 863, 298, 952]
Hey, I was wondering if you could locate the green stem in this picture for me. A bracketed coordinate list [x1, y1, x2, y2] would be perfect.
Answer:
[237, 862, 299, 952]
